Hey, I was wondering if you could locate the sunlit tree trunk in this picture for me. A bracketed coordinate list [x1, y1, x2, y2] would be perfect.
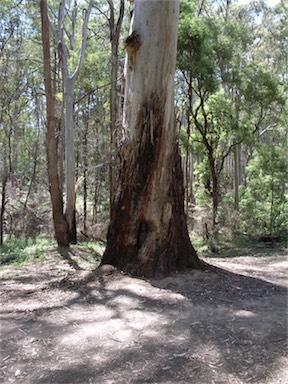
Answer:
[82, 98, 90, 234]
[210, 159, 219, 234]
[185, 80, 194, 212]
[40, 0, 69, 246]
[64, 75, 77, 243]
[101, 0, 202, 277]
[57, 0, 93, 244]
[0, 171, 8, 246]
[24, 83, 41, 207]
[234, 143, 240, 210]
[108, 0, 125, 215]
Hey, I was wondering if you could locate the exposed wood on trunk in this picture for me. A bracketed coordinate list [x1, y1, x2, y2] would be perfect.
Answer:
[101, 0, 203, 277]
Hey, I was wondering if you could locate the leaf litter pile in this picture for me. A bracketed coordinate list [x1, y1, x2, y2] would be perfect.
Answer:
[0, 246, 287, 384]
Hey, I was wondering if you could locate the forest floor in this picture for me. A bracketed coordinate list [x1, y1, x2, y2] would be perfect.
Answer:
[0, 245, 287, 384]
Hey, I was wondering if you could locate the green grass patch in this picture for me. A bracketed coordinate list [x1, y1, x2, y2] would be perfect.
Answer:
[78, 241, 105, 262]
[0, 237, 52, 266]
[232, 233, 256, 248]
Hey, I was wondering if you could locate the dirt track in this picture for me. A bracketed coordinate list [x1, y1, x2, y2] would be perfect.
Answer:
[0, 246, 287, 383]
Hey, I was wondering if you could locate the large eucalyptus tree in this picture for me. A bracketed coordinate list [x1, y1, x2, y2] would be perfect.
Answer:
[101, 0, 202, 277]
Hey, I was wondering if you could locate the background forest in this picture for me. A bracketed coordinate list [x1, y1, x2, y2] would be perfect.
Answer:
[0, 0, 287, 261]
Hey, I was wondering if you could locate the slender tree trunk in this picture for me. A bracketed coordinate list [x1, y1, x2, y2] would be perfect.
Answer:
[109, 42, 118, 215]
[58, 43, 65, 194]
[83, 100, 89, 234]
[270, 148, 275, 234]
[12, 102, 19, 185]
[185, 81, 194, 212]
[64, 76, 77, 244]
[57, 0, 93, 244]
[189, 152, 194, 203]
[233, 94, 241, 210]
[101, 0, 202, 277]
[40, 0, 69, 247]
[24, 84, 41, 206]
[209, 153, 218, 234]
[108, 0, 125, 215]
[0, 172, 8, 246]
[185, 152, 189, 214]
[234, 143, 240, 210]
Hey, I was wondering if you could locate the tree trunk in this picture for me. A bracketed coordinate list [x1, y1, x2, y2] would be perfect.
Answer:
[233, 143, 240, 210]
[57, 0, 93, 244]
[208, 152, 219, 235]
[109, 42, 118, 215]
[101, 0, 202, 277]
[40, 0, 69, 247]
[108, 0, 125, 215]
[83, 99, 89, 234]
[64, 76, 77, 244]
[189, 152, 194, 203]
[185, 80, 194, 211]
[0, 172, 8, 246]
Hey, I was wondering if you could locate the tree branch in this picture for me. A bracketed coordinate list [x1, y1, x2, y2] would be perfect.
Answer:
[74, 76, 122, 105]
[71, 0, 94, 80]
[116, 0, 125, 37]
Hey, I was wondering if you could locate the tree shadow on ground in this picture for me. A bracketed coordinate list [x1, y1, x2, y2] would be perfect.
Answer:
[205, 245, 287, 259]
[1, 259, 287, 384]
[55, 245, 102, 270]
[57, 246, 83, 270]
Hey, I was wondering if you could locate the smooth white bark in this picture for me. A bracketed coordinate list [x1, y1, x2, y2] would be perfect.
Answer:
[123, 0, 179, 140]
[57, 0, 93, 239]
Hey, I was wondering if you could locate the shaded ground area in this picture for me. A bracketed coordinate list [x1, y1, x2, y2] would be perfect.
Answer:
[0, 246, 287, 383]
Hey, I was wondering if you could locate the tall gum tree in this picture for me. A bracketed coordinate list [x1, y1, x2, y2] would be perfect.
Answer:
[100, 0, 203, 277]
[107, 0, 125, 214]
[55, 0, 94, 244]
[40, 0, 69, 246]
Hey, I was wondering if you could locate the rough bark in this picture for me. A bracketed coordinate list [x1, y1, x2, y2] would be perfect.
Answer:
[101, 0, 202, 277]
[40, 0, 69, 247]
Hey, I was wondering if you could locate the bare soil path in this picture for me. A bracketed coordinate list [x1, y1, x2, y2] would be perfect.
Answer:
[0, 246, 287, 384]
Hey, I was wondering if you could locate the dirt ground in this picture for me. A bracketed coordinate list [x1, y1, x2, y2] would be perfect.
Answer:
[0, 245, 287, 384]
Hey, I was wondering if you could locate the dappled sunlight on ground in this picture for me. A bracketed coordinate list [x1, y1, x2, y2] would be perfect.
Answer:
[0, 247, 287, 383]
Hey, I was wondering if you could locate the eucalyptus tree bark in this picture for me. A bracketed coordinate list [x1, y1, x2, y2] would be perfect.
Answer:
[107, 0, 125, 214]
[57, 0, 93, 243]
[101, 0, 202, 277]
[40, 0, 69, 247]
